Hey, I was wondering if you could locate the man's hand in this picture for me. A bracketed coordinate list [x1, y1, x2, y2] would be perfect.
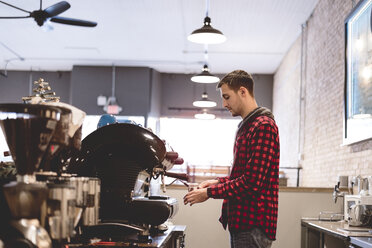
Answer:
[183, 188, 208, 206]
[198, 179, 219, 189]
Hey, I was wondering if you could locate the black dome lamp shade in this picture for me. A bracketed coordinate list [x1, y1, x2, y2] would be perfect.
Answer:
[191, 64, 220, 83]
[187, 0, 226, 45]
[188, 16, 226, 44]
[193, 92, 216, 108]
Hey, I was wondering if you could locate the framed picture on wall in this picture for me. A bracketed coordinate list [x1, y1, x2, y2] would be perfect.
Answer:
[344, 0, 372, 145]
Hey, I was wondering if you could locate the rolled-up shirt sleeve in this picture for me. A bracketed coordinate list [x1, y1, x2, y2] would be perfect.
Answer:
[216, 176, 229, 183]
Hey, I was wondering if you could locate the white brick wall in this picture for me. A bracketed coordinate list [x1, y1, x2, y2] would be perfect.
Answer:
[273, 0, 372, 187]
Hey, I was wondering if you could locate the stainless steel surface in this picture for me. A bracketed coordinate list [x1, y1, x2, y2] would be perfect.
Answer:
[360, 178, 369, 195]
[97, 222, 146, 232]
[132, 196, 179, 223]
[68, 177, 89, 207]
[81, 177, 101, 226]
[3, 180, 48, 219]
[349, 204, 372, 227]
[333, 181, 345, 204]
[45, 183, 76, 240]
[93, 178, 101, 224]
[352, 176, 370, 195]
[11, 219, 51, 248]
[350, 237, 372, 248]
[345, 195, 372, 226]
[17, 174, 37, 183]
[84, 225, 185, 247]
[302, 219, 372, 238]
[318, 211, 344, 221]
[350, 204, 366, 226]
[134, 171, 150, 197]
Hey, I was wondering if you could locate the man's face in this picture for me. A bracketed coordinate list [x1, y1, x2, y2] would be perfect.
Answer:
[219, 84, 243, 117]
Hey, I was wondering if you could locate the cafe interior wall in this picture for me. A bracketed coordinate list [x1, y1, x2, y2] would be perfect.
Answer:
[0, 70, 71, 103]
[273, 0, 372, 188]
[0, 67, 159, 118]
[0, 68, 273, 118]
[160, 73, 273, 118]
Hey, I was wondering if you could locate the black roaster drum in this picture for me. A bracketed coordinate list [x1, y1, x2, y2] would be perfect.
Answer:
[67, 123, 171, 225]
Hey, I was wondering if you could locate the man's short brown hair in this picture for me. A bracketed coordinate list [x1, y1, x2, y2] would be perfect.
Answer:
[217, 70, 254, 97]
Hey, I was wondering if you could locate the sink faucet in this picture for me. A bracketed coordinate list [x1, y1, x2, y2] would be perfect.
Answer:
[333, 182, 345, 203]
[333, 182, 346, 219]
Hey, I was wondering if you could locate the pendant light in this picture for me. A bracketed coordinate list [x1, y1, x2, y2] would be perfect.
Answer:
[103, 65, 122, 115]
[188, 0, 226, 44]
[193, 84, 216, 107]
[191, 64, 220, 83]
[191, 47, 220, 83]
[193, 92, 217, 107]
[194, 109, 216, 120]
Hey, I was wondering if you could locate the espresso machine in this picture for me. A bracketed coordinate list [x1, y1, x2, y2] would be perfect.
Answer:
[67, 122, 186, 245]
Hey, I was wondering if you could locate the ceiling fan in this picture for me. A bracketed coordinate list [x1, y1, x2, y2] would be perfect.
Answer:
[0, 0, 97, 27]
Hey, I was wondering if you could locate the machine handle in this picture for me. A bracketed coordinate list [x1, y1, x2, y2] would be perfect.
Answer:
[165, 171, 189, 181]
[174, 157, 184, 165]
[165, 151, 179, 160]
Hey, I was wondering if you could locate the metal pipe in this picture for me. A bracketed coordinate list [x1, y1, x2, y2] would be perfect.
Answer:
[111, 64, 116, 97]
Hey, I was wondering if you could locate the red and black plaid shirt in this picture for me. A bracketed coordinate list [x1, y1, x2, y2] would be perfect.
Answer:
[207, 114, 280, 240]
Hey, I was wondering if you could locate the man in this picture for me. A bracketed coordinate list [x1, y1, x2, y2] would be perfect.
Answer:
[183, 70, 280, 248]
[97, 114, 117, 129]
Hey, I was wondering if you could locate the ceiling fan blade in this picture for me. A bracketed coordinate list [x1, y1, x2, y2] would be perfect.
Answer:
[50, 16, 97, 27]
[44, 1, 70, 17]
[0, 16, 30, 19]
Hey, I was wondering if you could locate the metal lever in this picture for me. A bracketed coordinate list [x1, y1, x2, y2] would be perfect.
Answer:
[164, 171, 189, 181]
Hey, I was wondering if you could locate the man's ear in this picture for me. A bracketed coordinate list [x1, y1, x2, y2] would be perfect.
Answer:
[239, 86, 248, 97]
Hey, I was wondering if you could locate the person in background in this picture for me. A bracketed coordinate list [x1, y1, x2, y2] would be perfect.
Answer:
[183, 70, 280, 248]
[97, 114, 117, 129]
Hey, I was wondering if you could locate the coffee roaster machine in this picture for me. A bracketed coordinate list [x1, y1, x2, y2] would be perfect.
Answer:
[67, 122, 187, 247]
[0, 81, 186, 248]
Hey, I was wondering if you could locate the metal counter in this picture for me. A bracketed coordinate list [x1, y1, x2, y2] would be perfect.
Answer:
[67, 225, 186, 248]
[301, 219, 372, 248]
[350, 237, 372, 248]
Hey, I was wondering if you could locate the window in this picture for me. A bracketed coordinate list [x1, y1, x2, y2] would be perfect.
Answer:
[159, 117, 240, 169]
[344, 0, 372, 144]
